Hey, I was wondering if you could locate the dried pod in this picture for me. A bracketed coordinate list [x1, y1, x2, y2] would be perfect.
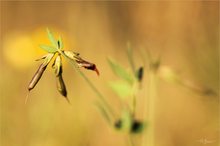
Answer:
[28, 63, 47, 91]
[56, 74, 67, 98]
[28, 53, 54, 91]
[53, 55, 69, 102]
[64, 51, 99, 75]
[52, 55, 62, 76]
[76, 60, 99, 76]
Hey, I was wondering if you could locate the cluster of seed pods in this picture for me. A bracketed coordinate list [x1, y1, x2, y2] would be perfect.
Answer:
[28, 44, 99, 102]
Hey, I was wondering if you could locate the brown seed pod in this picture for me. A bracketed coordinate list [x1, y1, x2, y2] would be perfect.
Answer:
[56, 74, 69, 102]
[53, 55, 69, 102]
[64, 51, 99, 76]
[28, 63, 47, 91]
[28, 53, 54, 91]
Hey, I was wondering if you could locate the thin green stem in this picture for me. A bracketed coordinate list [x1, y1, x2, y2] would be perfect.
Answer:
[140, 49, 157, 146]
[58, 49, 116, 119]
[142, 69, 157, 146]
[132, 95, 136, 117]
[127, 44, 136, 75]
[127, 134, 135, 146]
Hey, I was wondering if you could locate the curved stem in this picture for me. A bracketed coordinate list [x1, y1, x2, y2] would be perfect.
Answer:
[58, 49, 116, 120]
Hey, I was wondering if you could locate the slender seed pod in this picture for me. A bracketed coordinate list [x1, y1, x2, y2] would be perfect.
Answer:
[56, 74, 67, 98]
[28, 63, 47, 91]
[53, 55, 62, 76]
[53, 55, 69, 102]
[28, 53, 54, 91]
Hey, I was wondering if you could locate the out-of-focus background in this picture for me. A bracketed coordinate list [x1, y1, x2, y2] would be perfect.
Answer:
[0, 1, 219, 146]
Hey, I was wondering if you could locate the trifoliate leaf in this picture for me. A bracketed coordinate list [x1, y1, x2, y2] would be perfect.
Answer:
[39, 44, 57, 53]
[46, 28, 58, 48]
[109, 80, 133, 99]
[108, 58, 134, 84]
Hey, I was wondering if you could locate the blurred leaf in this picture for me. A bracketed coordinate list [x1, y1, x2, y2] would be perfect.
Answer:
[109, 80, 133, 99]
[46, 28, 58, 48]
[58, 36, 63, 49]
[94, 102, 111, 125]
[39, 44, 57, 53]
[108, 58, 134, 84]
[120, 110, 132, 132]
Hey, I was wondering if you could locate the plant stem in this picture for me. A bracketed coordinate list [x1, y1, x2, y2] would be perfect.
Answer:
[127, 134, 135, 146]
[142, 70, 157, 146]
[127, 44, 136, 75]
[142, 64, 157, 146]
[132, 95, 136, 117]
[58, 50, 116, 120]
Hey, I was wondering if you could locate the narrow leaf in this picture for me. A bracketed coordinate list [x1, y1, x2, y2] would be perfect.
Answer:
[108, 58, 134, 84]
[39, 44, 57, 53]
[109, 80, 133, 99]
[58, 36, 63, 49]
[46, 28, 58, 48]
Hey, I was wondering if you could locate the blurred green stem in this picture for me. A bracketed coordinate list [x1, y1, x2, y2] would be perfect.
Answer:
[127, 43, 136, 75]
[145, 70, 157, 146]
[128, 134, 135, 146]
[58, 49, 116, 120]
[132, 95, 137, 117]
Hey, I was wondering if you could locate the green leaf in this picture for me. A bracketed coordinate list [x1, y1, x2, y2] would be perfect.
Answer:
[58, 36, 63, 49]
[109, 80, 133, 99]
[120, 110, 132, 132]
[39, 44, 57, 53]
[46, 28, 58, 48]
[94, 102, 111, 125]
[108, 58, 134, 84]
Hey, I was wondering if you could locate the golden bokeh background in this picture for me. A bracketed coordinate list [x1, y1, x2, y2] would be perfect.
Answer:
[0, 1, 219, 146]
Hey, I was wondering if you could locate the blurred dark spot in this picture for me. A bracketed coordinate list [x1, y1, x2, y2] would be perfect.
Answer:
[136, 66, 144, 81]
[150, 60, 160, 72]
[114, 119, 122, 129]
[131, 120, 144, 133]
[57, 40, 60, 48]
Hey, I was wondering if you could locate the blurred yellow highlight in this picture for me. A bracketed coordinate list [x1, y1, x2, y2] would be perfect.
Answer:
[2, 28, 70, 70]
